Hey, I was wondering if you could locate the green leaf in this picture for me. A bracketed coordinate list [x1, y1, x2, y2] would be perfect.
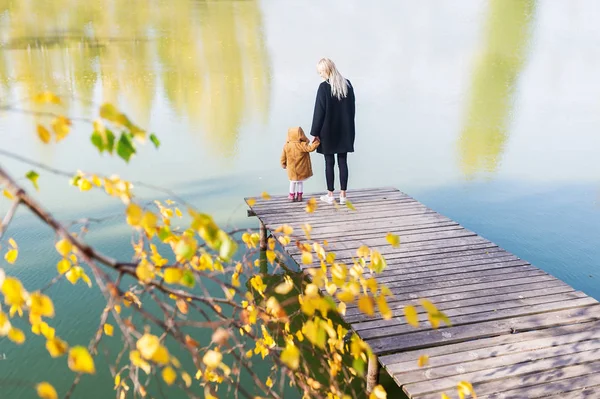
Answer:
[92, 129, 116, 154]
[70, 175, 82, 187]
[105, 129, 116, 154]
[181, 270, 195, 288]
[116, 133, 136, 163]
[99, 103, 120, 122]
[91, 131, 104, 153]
[150, 134, 160, 149]
[352, 357, 366, 376]
[158, 226, 171, 242]
[25, 170, 40, 191]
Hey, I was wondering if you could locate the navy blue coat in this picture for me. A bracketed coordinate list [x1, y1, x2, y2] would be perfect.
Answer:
[309, 80, 355, 154]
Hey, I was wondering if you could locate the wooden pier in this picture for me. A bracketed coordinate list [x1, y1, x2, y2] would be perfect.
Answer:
[246, 187, 600, 399]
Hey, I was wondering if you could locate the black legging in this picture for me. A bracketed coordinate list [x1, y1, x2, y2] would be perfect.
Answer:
[324, 153, 348, 192]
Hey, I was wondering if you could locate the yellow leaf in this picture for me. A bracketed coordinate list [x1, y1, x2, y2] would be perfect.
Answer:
[2, 189, 14, 200]
[302, 223, 312, 239]
[336, 290, 355, 303]
[33, 92, 61, 104]
[305, 197, 317, 213]
[78, 179, 92, 192]
[203, 350, 222, 369]
[418, 354, 429, 367]
[151, 345, 170, 365]
[130, 350, 151, 374]
[266, 250, 277, 264]
[46, 337, 68, 357]
[162, 366, 177, 386]
[57, 259, 71, 274]
[266, 376, 274, 388]
[358, 295, 375, 316]
[1, 277, 27, 308]
[36, 382, 58, 399]
[136, 260, 155, 284]
[275, 278, 294, 295]
[163, 268, 183, 284]
[104, 324, 114, 337]
[280, 343, 300, 370]
[37, 125, 51, 143]
[51, 116, 71, 142]
[247, 198, 256, 207]
[32, 322, 55, 339]
[5, 249, 18, 264]
[301, 251, 313, 265]
[369, 385, 387, 399]
[8, 327, 25, 344]
[386, 233, 400, 248]
[55, 239, 72, 257]
[441, 394, 451, 399]
[137, 334, 160, 359]
[356, 245, 370, 258]
[376, 295, 392, 320]
[126, 203, 143, 226]
[457, 381, 476, 399]
[29, 292, 55, 318]
[68, 346, 95, 374]
[181, 372, 192, 388]
[261, 192, 271, 200]
[114, 374, 121, 389]
[404, 305, 419, 328]
[345, 200, 356, 210]
[176, 299, 189, 314]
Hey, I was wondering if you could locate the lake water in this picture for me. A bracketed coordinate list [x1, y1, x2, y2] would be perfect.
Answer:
[1, 0, 600, 398]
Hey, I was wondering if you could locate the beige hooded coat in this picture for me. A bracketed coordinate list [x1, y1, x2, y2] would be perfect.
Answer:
[280, 127, 319, 181]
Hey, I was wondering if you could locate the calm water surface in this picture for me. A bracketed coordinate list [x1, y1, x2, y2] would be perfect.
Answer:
[0, 0, 599, 398]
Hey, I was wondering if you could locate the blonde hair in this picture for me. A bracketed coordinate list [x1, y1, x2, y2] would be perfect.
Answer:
[317, 58, 348, 100]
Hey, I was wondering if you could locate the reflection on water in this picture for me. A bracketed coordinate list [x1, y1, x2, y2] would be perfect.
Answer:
[458, 0, 536, 178]
[0, 0, 271, 157]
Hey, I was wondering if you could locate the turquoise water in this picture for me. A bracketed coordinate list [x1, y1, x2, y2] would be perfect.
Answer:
[1, 0, 600, 398]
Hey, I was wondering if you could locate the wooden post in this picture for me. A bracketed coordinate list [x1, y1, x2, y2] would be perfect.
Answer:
[259, 220, 268, 274]
[366, 354, 380, 394]
[259, 220, 267, 251]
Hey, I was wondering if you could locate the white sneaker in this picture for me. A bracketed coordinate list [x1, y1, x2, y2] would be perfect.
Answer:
[339, 196, 347, 205]
[320, 195, 334, 204]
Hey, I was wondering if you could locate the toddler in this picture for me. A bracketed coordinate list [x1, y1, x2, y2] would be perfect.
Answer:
[280, 127, 320, 201]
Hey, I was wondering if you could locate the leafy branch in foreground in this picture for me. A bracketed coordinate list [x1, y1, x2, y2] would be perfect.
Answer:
[0, 94, 473, 399]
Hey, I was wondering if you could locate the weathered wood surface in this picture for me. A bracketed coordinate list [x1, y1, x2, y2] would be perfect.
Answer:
[245, 188, 600, 398]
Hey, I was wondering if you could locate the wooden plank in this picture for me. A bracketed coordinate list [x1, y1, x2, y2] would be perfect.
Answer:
[373, 263, 537, 291]
[402, 340, 600, 394]
[252, 196, 421, 213]
[385, 319, 600, 375]
[416, 361, 600, 399]
[262, 208, 437, 226]
[268, 213, 456, 234]
[344, 276, 560, 313]
[287, 229, 478, 256]
[375, 257, 525, 283]
[475, 368, 600, 399]
[300, 243, 500, 269]
[346, 284, 575, 324]
[380, 319, 600, 367]
[304, 224, 464, 242]
[353, 291, 589, 333]
[292, 236, 493, 262]
[247, 187, 402, 203]
[311, 252, 518, 285]
[365, 304, 600, 355]
[359, 297, 597, 341]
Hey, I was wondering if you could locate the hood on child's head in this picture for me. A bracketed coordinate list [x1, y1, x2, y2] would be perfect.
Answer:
[287, 127, 308, 142]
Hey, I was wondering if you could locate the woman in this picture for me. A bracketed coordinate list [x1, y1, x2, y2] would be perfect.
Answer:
[309, 58, 355, 205]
